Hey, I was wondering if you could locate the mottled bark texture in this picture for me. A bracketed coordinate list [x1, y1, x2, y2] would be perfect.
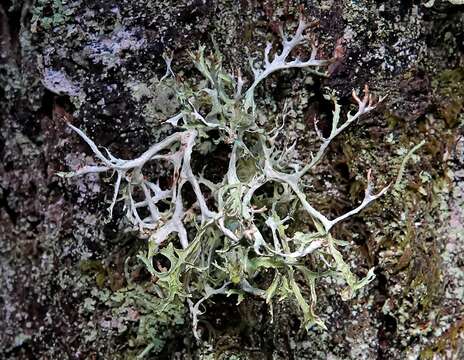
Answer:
[1, 1, 463, 359]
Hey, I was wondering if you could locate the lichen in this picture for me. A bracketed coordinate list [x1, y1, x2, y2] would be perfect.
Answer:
[2, 1, 463, 359]
[63, 18, 410, 355]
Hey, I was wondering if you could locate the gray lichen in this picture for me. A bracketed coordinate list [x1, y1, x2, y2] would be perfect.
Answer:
[1, 0, 463, 359]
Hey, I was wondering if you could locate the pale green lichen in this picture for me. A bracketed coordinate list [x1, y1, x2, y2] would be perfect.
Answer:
[63, 18, 402, 354]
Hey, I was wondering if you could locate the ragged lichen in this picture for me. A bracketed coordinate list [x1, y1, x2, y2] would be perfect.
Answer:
[62, 16, 422, 356]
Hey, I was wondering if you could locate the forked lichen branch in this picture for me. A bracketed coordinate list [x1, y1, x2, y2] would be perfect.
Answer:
[63, 18, 394, 340]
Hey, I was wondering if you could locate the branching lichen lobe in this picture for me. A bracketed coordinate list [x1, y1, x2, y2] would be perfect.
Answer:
[64, 18, 393, 342]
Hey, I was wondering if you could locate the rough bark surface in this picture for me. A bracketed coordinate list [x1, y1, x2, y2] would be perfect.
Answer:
[1, 0, 463, 359]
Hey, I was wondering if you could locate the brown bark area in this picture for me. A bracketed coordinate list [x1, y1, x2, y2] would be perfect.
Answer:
[1, 1, 463, 359]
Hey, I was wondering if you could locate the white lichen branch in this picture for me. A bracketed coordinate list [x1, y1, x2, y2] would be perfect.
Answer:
[64, 124, 238, 249]
[299, 85, 387, 176]
[244, 18, 330, 111]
